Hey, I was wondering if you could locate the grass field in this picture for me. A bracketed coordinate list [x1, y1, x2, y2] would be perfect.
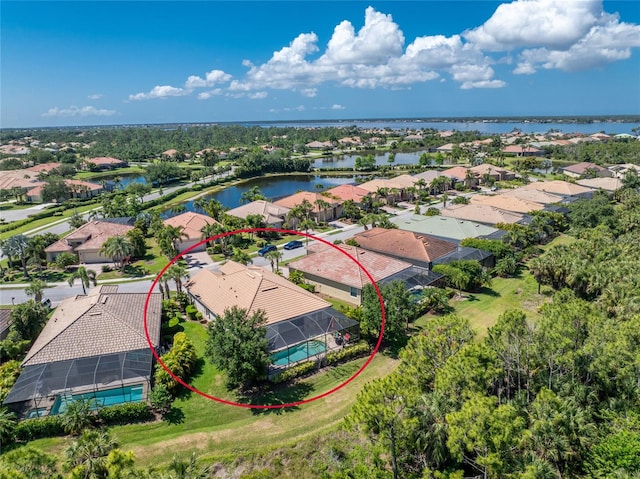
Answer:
[26, 321, 398, 468]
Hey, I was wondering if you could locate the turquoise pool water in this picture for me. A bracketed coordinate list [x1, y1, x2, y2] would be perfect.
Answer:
[270, 340, 326, 366]
[50, 384, 144, 415]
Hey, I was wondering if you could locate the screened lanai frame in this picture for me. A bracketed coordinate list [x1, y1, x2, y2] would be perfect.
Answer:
[266, 307, 359, 367]
[379, 265, 444, 290]
[3, 349, 153, 417]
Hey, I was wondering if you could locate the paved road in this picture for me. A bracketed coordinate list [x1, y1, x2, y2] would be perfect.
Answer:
[0, 219, 373, 307]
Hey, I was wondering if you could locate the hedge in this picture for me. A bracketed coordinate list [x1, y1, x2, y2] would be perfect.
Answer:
[270, 361, 316, 384]
[14, 415, 65, 441]
[325, 341, 370, 366]
[96, 401, 153, 426]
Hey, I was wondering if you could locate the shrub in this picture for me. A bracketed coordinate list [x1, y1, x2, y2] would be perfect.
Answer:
[185, 304, 198, 320]
[325, 341, 370, 366]
[96, 401, 153, 426]
[271, 361, 316, 384]
[101, 265, 112, 273]
[14, 416, 65, 441]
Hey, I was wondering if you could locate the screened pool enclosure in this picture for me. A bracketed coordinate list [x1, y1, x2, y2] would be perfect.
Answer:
[3, 349, 152, 418]
[266, 307, 359, 369]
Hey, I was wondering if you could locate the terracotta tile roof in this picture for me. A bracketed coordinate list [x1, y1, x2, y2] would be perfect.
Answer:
[354, 227, 457, 263]
[274, 191, 340, 211]
[469, 164, 514, 177]
[522, 180, 593, 196]
[227, 200, 290, 225]
[324, 184, 370, 203]
[358, 175, 418, 193]
[163, 212, 219, 240]
[45, 221, 133, 254]
[440, 166, 470, 180]
[22, 286, 162, 367]
[470, 193, 545, 213]
[560, 162, 610, 175]
[412, 170, 446, 183]
[288, 244, 412, 289]
[441, 204, 524, 225]
[87, 157, 125, 166]
[65, 179, 103, 191]
[25, 162, 61, 173]
[502, 145, 542, 154]
[186, 261, 330, 324]
[576, 177, 623, 192]
[500, 188, 564, 205]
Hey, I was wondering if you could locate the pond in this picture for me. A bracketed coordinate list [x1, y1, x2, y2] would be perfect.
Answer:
[181, 174, 358, 212]
[312, 151, 433, 169]
[96, 174, 148, 190]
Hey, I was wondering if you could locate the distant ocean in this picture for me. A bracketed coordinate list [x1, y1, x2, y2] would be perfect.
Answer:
[245, 119, 639, 136]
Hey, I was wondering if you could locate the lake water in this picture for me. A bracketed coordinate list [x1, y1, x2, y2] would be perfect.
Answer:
[249, 119, 639, 135]
[182, 174, 358, 211]
[313, 151, 431, 169]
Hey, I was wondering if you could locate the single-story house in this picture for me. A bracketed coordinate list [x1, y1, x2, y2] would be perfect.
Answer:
[469, 164, 516, 182]
[441, 204, 525, 226]
[390, 214, 504, 243]
[186, 261, 359, 367]
[358, 175, 419, 203]
[502, 145, 545, 157]
[86, 157, 127, 170]
[44, 221, 134, 264]
[25, 162, 61, 174]
[522, 180, 593, 199]
[25, 179, 103, 203]
[306, 140, 334, 150]
[559, 162, 613, 179]
[163, 211, 219, 253]
[500, 187, 565, 205]
[352, 227, 457, 270]
[287, 244, 440, 306]
[274, 191, 342, 223]
[436, 143, 455, 153]
[323, 184, 370, 206]
[227, 200, 291, 228]
[470, 193, 546, 214]
[608, 163, 640, 179]
[440, 166, 472, 185]
[576, 177, 623, 193]
[3, 286, 162, 418]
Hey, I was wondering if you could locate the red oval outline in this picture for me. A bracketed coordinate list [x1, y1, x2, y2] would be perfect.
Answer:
[143, 227, 386, 409]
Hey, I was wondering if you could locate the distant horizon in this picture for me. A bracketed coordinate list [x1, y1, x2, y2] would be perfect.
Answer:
[3, 114, 640, 132]
[2, 1, 639, 128]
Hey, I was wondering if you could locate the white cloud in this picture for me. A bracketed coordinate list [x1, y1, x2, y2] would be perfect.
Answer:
[42, 106, 117, 117]
[319, 6, 404, 65]
[464, 0, 603, 51]
[197, 89, 223, 100]
[88, 93, 103, 100]
[185, 69, 232, 88]
[248, 91, 268, 100]
[331, 104, 345, 110]
[128, 4, 639, 100]
[129, 85, 190, 100]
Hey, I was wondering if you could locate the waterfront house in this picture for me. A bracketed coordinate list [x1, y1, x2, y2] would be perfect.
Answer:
[163, 211, 219, 253]
[274, 191, 342, 223]
[227, 200, 291, 228]
[559, 162, 613, 179]
[86, 157, 127, 170]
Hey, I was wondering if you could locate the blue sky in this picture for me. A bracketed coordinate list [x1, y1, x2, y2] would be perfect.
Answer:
[2, 1, 639, 127]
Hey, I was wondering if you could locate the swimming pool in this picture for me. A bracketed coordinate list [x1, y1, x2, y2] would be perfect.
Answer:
[270, 340, 326, 366]
[50, 384, 144, 415]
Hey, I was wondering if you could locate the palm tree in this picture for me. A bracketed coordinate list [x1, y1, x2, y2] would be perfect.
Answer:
[63, 428, 117, 476]
[200, 222, 219, 248]
[314, 198, 331, 223]
[245, 214, 266, 239]
[240, 186, 266, 204]
[100, 235, 135, 271]
[25, 279, 48, 303]
[156, 225, 188, 259]
[26, 235, 47, 272]
[231, 248, 252, 266]
[167, 263, 189, 295]
[264, 249, 283, 273]
[68, 267, 97, 295]
[167, 452, 211, 479]
[59, 398, 96, 436]
[0, 408, 16, 444]
[300, 218, 316, 247]
[5, 234, 29, 278]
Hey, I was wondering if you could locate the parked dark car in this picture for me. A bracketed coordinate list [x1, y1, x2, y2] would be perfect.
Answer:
[258, 244, 278, 256]
[283, 240, 304, 250]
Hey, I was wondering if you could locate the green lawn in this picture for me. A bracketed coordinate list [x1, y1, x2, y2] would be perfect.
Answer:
[97, 240, 168, 280]
[26, 320, 397, 467]
[73, 167, 146, 180]
[0, 204, 100, 240]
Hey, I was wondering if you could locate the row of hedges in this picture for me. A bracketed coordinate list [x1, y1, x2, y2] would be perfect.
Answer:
[14, 401, 153, 441]
[270, 341, 371, 384]
[324, 341, 370, 366]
